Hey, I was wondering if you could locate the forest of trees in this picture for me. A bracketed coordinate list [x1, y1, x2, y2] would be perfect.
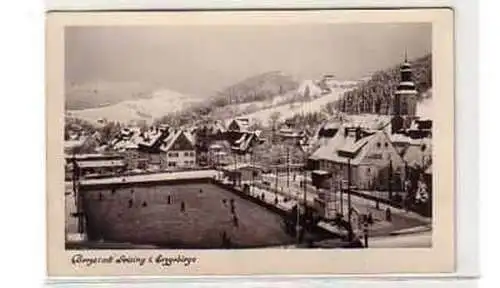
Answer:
[334, 54, 432, 115]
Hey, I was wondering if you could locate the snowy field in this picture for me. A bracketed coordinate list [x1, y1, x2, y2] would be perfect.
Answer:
[81, 183, 296, 248]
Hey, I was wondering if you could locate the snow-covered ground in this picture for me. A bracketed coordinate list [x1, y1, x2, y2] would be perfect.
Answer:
[241, 87, 355, 124]
[67, 89, 204, 124]
[79, 170, 217, 186]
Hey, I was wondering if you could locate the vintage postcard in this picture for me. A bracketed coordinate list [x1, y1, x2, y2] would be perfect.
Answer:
[46, 9, 455, 276]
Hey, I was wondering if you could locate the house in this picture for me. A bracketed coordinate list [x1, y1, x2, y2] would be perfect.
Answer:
[227, 117, 250, 132]
[64, 131, 102, 155]
[136, 127, 173, 169]
[65, 153, 125, 179]
[76, 159, 126, 177]
[137, 127, 197, 170]
[208, 142, 231, 166]
[231, 130, 263, 153]
[221, 163, 265, 186]
[402, 137, 432, 169]
[64, 139, 85, 155]
[108, 127, 148, 169]
[309, 125, 405, 191]
[159, 130, 197, 170]
[312, 115, 393, 148]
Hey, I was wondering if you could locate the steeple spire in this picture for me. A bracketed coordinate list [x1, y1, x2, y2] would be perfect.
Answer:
[404, 48, 408, 63]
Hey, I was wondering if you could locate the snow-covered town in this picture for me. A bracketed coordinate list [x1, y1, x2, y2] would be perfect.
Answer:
[64, 25, 433, 249]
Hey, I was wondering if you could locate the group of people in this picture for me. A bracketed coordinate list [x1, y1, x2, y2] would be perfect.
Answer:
[98, 187, 192, 213]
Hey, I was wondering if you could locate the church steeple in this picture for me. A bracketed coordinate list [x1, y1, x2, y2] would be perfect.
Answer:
[391, 51, 419, 133]
[393, 51, 418, 116]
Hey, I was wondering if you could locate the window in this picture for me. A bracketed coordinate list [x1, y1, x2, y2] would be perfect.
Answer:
[376, 142, 381, 148]
[168, 162, 176, 167]
[184, 152, 189, 157]
[384, 142, 389, 148]
[190, 152, 195, 157]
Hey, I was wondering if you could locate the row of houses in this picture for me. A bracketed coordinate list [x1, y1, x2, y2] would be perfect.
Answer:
[107, 125, 198, 171]
[63, 117, 265, 177]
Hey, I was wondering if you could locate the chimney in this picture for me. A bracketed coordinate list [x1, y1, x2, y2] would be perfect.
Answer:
[355, 127, 362, 141]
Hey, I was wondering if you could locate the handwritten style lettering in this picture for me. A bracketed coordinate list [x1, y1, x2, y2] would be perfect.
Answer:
[71, 254, 114, 267]
[155, 254, 198, 267]
[70, 253, 198, 268]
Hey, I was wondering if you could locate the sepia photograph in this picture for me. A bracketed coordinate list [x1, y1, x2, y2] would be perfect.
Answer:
[47, 9, 454, 276]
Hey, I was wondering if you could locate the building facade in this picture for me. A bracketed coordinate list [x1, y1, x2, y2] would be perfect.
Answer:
[309, 126, 406, 191]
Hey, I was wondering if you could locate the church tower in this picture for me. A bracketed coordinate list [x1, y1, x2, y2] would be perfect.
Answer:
[394, 51, 418, 116]
[391, 51, 418, 133]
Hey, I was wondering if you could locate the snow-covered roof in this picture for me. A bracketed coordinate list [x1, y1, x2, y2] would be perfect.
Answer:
[184, 130, 195, 145]
[158, 130, 195, 152]
[64, 139, 85, 149]
[231, 131, 263, 152]
[425, 165, 432, 175]
[390, 133, 412, 144]
[138, 128, 165, 147]
[310, 125, 398, 166]
[342, 114, 392, 130]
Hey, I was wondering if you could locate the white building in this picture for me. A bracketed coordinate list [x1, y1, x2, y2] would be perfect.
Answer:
[309, 125, 405, 191]
[136, 127, 197, 170]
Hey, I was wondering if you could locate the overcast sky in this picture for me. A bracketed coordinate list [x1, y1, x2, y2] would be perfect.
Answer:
[65, 23, 431, 96]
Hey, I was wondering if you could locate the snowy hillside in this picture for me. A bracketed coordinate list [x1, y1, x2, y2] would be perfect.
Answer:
[235, 79, 358, 125]
[67, 89, 204, 124]
[65, 81, 155, 110]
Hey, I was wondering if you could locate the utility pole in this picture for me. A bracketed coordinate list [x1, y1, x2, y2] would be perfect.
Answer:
[347, 158, 353, 241]
[388, 159, 393, 200]
[286, 145, 290, 187]
[72, 155, 85, 235]
[363, 221, 369, 248]
[250, 148, 254, 195]
[295, 201, 301, 245]
[275, 167, 279, 195]
[340, 177, 344, 216]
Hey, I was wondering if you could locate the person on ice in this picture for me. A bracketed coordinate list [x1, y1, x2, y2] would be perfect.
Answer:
[181, 201, 186, 212]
